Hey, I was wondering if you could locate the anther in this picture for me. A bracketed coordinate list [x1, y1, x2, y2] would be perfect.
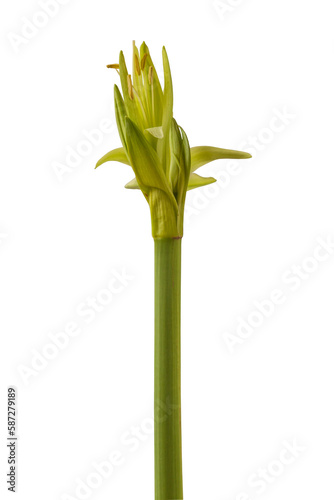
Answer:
[148, 66, 153, 85]
[141, 53, 148, 70]
[127, 74, 134, 100]
[135, 54, 141, 76]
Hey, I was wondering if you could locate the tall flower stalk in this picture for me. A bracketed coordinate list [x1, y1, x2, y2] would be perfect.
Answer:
[96, 41, 251, 500]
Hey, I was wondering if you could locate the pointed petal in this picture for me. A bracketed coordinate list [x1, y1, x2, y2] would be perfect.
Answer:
[95, 147, 130, 169]
[125, 117, 178, 212]
[177, 124, 191, 192]
[132, 41, 141, 82]
[139, 43, 163, 97]
[119, 51, 140, 126]
[114, 84, 128, 150]
[177, 125, 191, 208]
[125, 177, 140, 189]
[162, 46, 173, 128]
[168, 118, 182, 189]
[187, 173, 217, 191]
[157, 46, 174, 170]
[139, 42, 163, 127]
[190, 146, 252, 172]
[131, 41, 150, 130]
[179, 126, 191, 179]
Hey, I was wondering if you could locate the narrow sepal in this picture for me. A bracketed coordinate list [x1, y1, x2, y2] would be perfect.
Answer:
[114, 84, 128, 151]
[125, 117, 178, 212]
[168, 118, 182, 190]
[162, 47, 173, 130]
[187, 173, 217, 191]
[190, 146, 251, 172]
[95, 147, 130, 169]
[119, 51, 140, 126]
[157, 47, 174, 169]
[139, 42, 163, 127]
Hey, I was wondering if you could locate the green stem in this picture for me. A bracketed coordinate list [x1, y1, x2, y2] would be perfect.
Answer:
[154, 238, 183, 500]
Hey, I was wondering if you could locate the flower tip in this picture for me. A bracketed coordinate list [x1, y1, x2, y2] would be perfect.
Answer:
[140, 41, 149, 55]
[114, 84, 124, 107]
[162, 46, 170, 59]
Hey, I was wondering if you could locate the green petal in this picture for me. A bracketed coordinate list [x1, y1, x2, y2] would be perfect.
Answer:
[190, 146, 252, 173]
[125, 117, 178, 212]
[95, 147, 130, 169]
[124, 177, 140, 189]
[177, 125, 191, 198]
[119, 51, 140, 126]
[132, 41, 142, 88]
[140, 43, 163, 96]
[180, 126, 191, 178]
[114, 84, 128, 150]
[139, 42, 163, 127]
[168, 118, 182, 190]
[157, 47, 174, 171]
[162, 47, 173, 129]
[187, 173, 217, 191]
[131, 41, 152, 131]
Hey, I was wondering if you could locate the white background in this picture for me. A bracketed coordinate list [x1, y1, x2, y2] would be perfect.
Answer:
[1, 0, 334, 499]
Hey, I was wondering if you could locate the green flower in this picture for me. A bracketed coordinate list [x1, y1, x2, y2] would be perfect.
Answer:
[96, 41, 251, 239]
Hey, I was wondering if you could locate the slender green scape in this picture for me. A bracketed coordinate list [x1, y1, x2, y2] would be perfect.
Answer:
[96, 41, 251, 500]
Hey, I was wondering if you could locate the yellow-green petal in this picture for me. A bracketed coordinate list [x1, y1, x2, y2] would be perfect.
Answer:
[125, 177, 140, 189]
[187, 173, 217, 191]
[139, 42, 163, 127]
[177, 125, 191, 198]
[95, 147, 130, 169]
[125, 117, 178, 212]
[168, 118, 182, 190]
[190, 146, 251, 173]
[157, 46, 174, 172]
[114, 84, 128, 151]
[119, 51, 141, 127]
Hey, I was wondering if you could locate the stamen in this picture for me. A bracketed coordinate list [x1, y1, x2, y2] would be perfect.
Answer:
[107, 64, 120, 75]
[134, 54, 141, 75]
[149, 66, 155, 119]
[148, 66, 153, 85]
[141, 53, 148, 70]
[127, 75, 134, 100]
[132, 86, 149, 126]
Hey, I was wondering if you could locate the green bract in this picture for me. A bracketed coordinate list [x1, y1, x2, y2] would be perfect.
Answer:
[96, 41, 251, 239]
